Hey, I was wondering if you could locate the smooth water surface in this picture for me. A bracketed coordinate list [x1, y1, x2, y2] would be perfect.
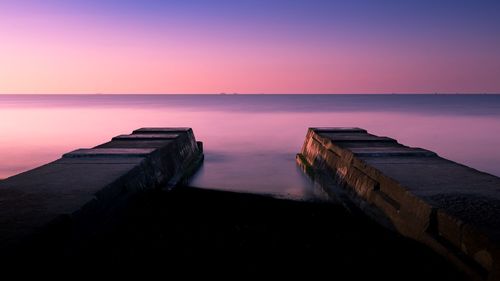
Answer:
[1, 94, 499, 199]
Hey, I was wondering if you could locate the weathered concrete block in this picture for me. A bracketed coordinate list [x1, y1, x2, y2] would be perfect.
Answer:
[63, 148, 156, 158]
[312, 127, 368, 133]
[112, 134, 179, 141]
[0, 127, 203, 259]
[133, 127, 191, 134]
[297, 127, 500, 281]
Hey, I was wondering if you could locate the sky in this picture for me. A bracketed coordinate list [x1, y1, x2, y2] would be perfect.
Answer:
[0, 0, 499, 94]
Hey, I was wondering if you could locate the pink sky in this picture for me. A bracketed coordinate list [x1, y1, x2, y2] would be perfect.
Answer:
[1, 1, 499, 94]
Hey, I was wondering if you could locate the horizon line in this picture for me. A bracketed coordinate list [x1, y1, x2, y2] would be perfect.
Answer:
[1, 92, 500, 95]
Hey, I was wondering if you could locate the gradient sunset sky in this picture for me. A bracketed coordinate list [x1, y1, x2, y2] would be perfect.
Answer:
[1, 0, 499, 94]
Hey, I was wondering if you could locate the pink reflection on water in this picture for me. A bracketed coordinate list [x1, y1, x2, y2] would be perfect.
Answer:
[1, 103, 499, 198]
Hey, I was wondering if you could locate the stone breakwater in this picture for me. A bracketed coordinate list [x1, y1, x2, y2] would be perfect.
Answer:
[0, 127, 203, 258]
[297, 127, 500, 281]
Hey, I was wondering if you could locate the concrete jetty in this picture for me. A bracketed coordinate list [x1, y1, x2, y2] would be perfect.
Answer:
[297, 127, 500, 281]
[0, 126, 471, 279]
[0, 127, 203, 258]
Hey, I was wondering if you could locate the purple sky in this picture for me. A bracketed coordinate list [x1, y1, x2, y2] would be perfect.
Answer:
[1, 0, 499, 94]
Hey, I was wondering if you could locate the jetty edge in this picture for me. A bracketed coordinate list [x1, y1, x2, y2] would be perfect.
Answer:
[0, 127, 203, 260]
[296, 127, 500, 281]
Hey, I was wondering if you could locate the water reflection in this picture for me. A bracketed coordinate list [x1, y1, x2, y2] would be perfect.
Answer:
[1, 95, 499, 199]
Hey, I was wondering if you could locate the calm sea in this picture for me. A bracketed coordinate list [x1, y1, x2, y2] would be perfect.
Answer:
[1, 94, 499, 199]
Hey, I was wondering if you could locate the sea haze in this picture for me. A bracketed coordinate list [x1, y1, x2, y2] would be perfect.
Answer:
[1, 94, 499, 199]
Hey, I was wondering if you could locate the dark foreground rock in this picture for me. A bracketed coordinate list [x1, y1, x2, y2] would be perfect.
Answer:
[1, 186, 467, 279]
